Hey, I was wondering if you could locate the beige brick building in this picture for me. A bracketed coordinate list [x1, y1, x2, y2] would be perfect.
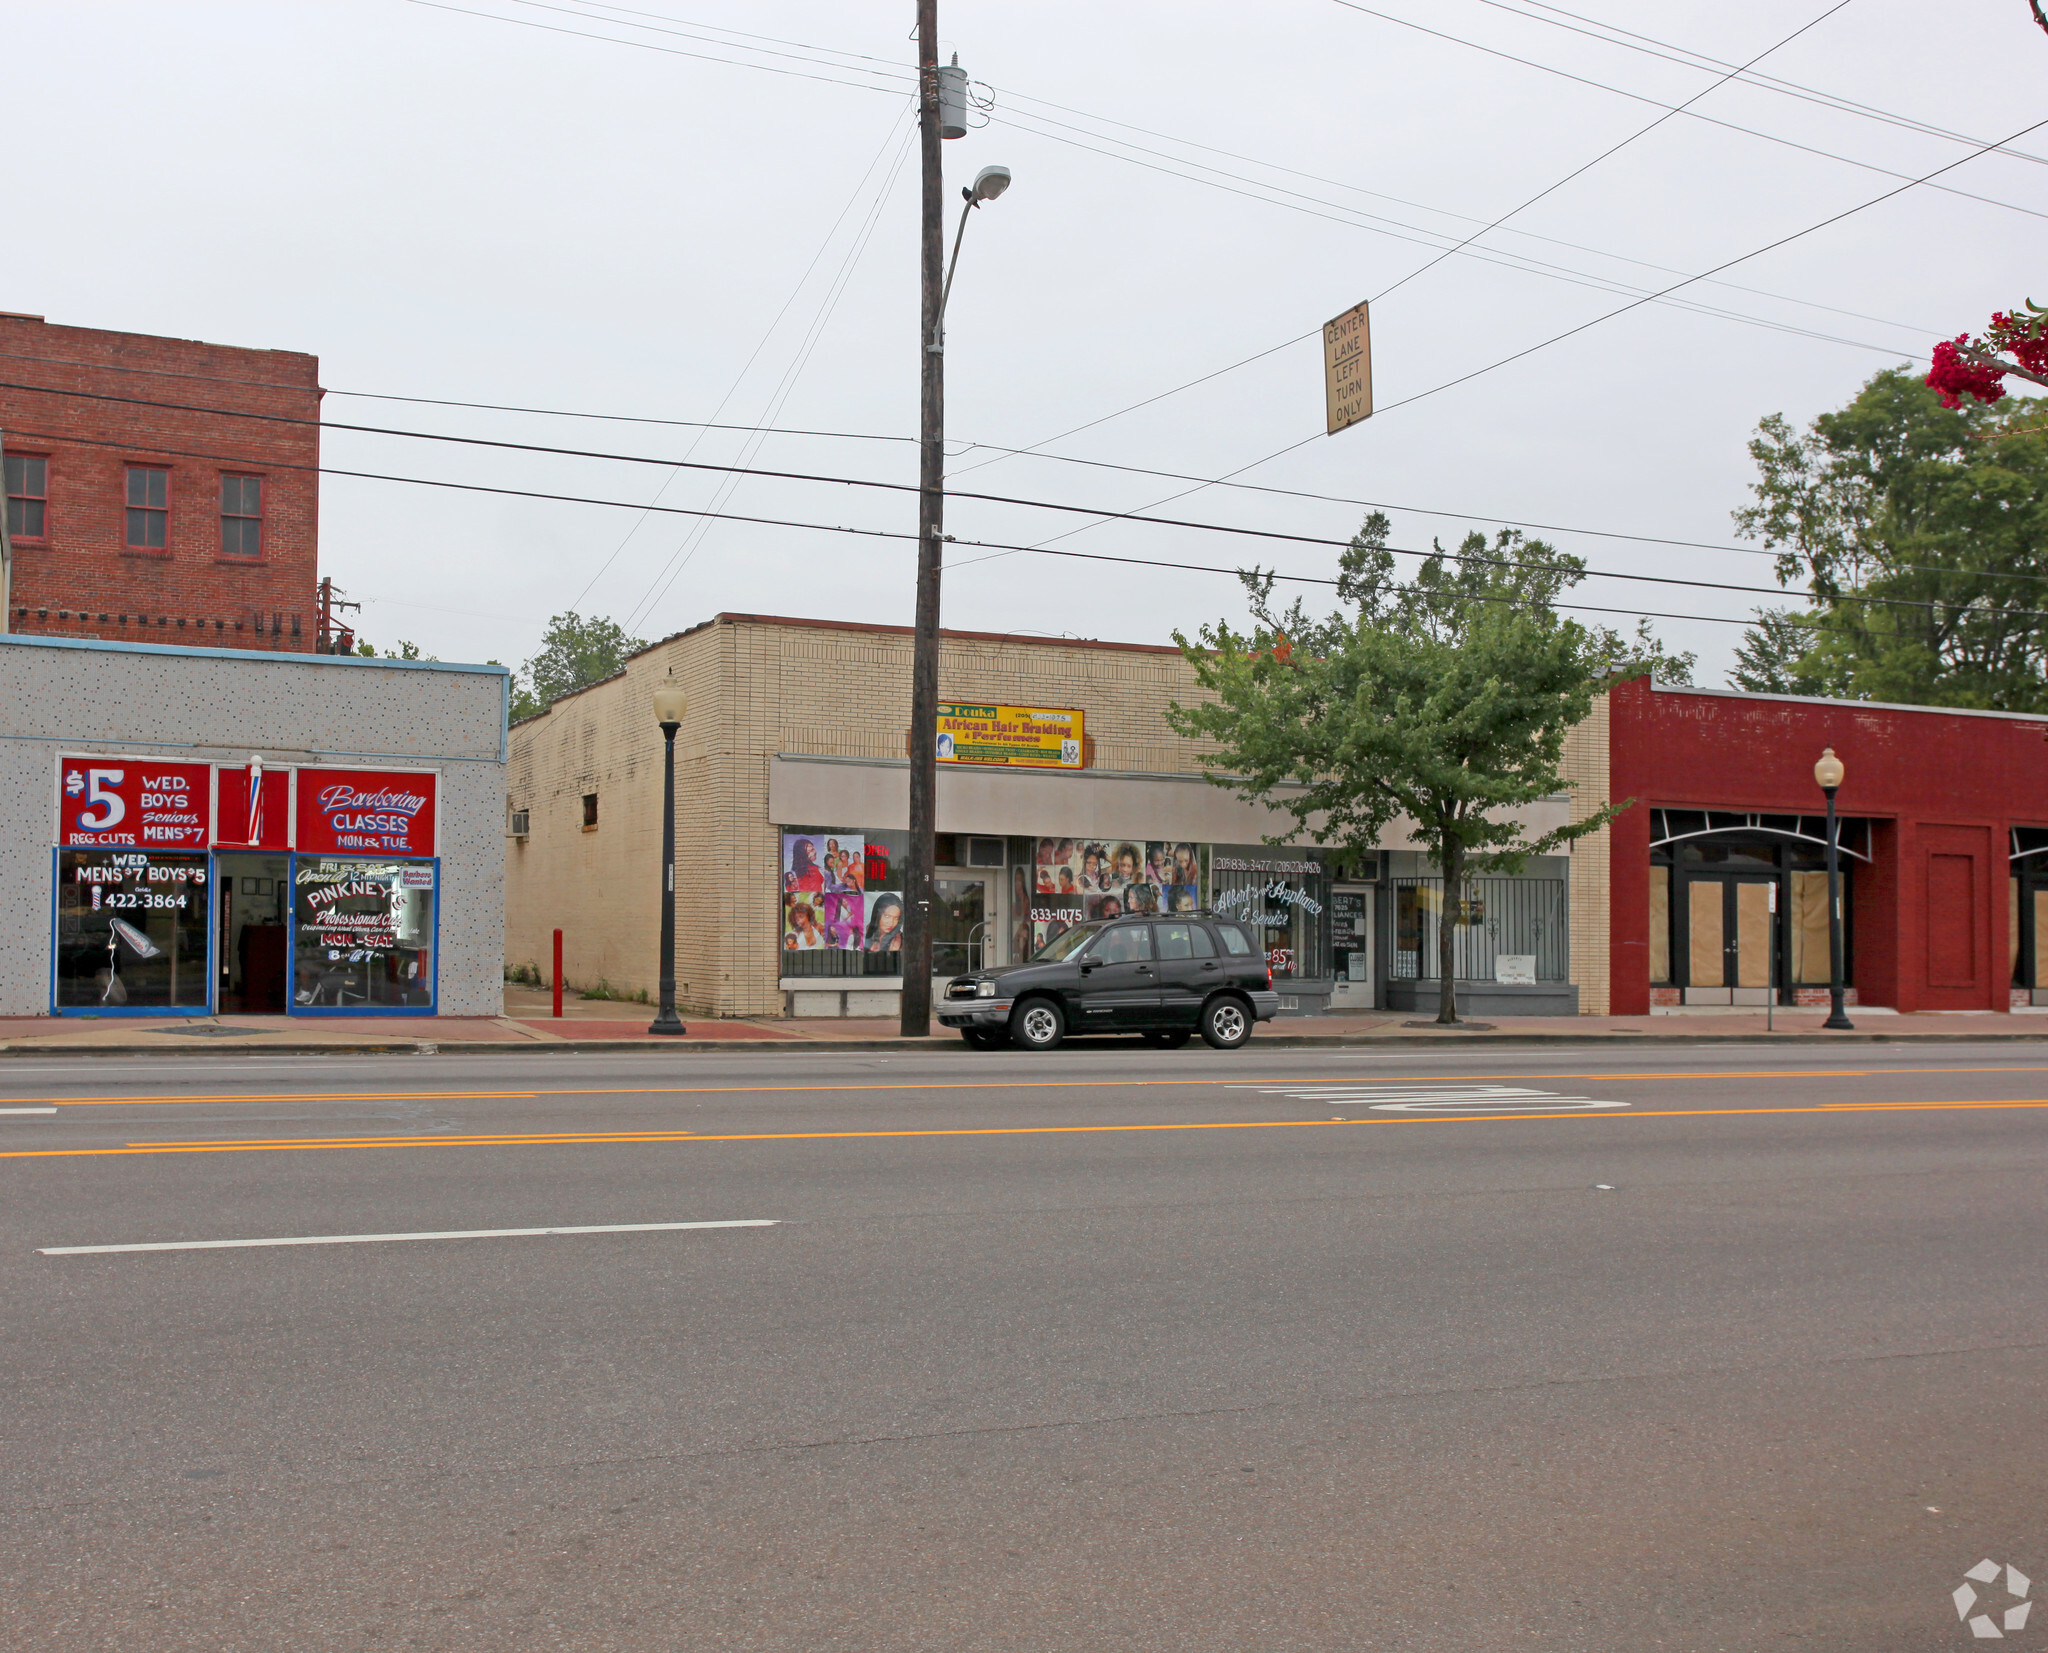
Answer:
[504, 612, 1611, 1019]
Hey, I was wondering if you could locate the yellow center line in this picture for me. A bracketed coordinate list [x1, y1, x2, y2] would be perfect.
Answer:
[18, 1064, 2048, 1108]
[0, 1097, 2043, 1160]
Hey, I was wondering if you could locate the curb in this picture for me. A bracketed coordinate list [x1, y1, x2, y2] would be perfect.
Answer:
[4, 1030, 2048, 1057]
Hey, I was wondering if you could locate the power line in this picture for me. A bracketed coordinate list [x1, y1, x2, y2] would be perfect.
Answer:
[570, 105, 913, 615]
[987, 106, 1924, 360]
[16, 375, 2048, 599]
[1374, 110, 2048, 418]
[988, 86, 1939, 339]
[1478, 0, 2048, 166]
[405, 0, 908, 96]
[1326, 0, 2048, 225]
[15, 422, 2039, 629]
[1369, 0, 1858, 305]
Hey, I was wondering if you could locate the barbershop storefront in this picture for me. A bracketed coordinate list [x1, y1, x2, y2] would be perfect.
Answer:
[1, 629, 508, 1022]
[53, 755, 443, 1016]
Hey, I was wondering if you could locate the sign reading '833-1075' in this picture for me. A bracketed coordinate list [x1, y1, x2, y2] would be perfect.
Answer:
[936, 704, 1084, 768]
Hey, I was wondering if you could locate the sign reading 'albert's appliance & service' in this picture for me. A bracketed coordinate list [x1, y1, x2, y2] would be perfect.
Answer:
[294, 769, 438, 856]
[58, 758, 212, 849]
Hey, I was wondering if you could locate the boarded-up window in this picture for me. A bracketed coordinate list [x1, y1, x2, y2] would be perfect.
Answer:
[1789, 871, 1831, 985]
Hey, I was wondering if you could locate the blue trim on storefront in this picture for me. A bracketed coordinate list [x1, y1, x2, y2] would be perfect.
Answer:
[283, 854, 441, 1016]
[48, 846, 215, 1017]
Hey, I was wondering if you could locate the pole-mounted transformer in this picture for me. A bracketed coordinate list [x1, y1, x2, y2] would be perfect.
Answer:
[937, 53, 968, 139]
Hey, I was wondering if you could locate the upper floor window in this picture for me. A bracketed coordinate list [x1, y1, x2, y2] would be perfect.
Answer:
[220, 475, 263, 558]
[5, 453, 47, 540]
[125, 466, 169, 551]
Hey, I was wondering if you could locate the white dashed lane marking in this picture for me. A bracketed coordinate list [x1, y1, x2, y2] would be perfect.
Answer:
[1230, 1085, 1629, 1113]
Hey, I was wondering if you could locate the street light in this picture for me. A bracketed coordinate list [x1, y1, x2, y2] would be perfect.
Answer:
[649, 671, 688, 1036]
[899, 125, 1013, 1037]
[1813, 746, 1853, 1031]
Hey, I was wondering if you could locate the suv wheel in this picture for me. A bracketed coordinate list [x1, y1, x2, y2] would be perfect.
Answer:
[1199, 996, 1252, 1050]
[1011, 997, 1066, 1052]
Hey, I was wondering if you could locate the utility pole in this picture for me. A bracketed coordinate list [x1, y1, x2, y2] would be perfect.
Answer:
[900, 0, 945, 1037]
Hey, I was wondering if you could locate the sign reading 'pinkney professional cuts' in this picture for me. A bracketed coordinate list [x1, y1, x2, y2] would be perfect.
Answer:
[293, 768, 438, 856]
[57, 757, 212, 849]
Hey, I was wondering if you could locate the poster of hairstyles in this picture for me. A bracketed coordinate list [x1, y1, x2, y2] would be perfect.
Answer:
[784, 832, 865, 949]
[1031, 834, 1204, 948]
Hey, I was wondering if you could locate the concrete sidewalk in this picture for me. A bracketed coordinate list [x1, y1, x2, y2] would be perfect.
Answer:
[2, 992, 2045, 1054]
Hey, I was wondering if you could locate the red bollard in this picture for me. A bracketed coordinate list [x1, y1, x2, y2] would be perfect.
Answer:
[552, 928, 564, 1018]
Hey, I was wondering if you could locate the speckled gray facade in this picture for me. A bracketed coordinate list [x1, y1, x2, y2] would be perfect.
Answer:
[0, 635, 508, 1016]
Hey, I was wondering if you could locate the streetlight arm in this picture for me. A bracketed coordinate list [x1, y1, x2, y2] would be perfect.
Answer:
[931, 196, 978, 352]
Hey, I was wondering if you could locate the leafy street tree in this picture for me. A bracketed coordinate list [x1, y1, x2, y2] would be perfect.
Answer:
[512, 612, 647, 724]
[1168, 514, 1623, 1024]
[1728, 607, 1823, 694]
[1732, 368, 2048, 710]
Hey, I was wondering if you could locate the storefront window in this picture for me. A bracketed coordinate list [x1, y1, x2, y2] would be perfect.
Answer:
[780, 827, 905, 978]
[291, 858, 437, 1011]
[1211, 850, 1328, 981]
[54, 850, 210, 1010]
[1649, 863, 1671, 983]
[1026, 836, 1206, 953]
[1392, 877, 1568, 982]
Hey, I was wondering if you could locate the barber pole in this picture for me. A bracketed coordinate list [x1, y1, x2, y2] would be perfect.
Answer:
[245, 756, 264, 845]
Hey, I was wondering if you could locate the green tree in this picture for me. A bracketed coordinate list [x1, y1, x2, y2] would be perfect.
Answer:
[1168, 514, 1623, 1024]
[1597, 617, 1696, 686]
[513, 611, 646, 724]
[1728, 607, 1825, 694]
[1732, 369, 2048, 709]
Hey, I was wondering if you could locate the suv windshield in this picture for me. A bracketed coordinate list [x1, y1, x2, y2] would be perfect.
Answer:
[1034, 923, 1101, 962]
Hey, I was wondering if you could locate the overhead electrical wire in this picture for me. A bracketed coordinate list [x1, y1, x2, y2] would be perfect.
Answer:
[14, 377, 2048, 596]
[19, 423, 2030, 634]
[1326, 0, 2048, 224]
[1371, 108, 2048, 420]
[621, 114, 918, 631]
[1475, 0, 2048, 166]
[568, 105, 913, 615]
[1368, 0, 1858, 304]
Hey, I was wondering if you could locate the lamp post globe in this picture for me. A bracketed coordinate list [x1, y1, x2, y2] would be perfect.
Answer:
[649, 672, 688, 1036]
[1814, 747, 1853, 1031]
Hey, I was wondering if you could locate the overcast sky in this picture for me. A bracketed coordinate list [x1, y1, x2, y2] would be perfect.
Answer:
[7, 0, 2043, 680]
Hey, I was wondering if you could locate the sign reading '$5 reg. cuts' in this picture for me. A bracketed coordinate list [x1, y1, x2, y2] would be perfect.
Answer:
[59, 759, 211, 849]
[936, 705, 1084, 768]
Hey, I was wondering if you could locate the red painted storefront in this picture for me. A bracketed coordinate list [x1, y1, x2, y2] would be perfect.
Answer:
[1607, 678, 2048, 1016]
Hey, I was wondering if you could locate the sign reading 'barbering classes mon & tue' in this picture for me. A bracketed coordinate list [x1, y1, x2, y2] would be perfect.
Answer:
[294, 769, 438, 856]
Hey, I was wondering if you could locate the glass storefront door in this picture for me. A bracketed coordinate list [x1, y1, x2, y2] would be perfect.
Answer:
[932, 878, 986, 979]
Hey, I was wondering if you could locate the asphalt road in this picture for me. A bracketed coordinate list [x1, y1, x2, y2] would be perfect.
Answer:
[2, 1038, 2044, 1651]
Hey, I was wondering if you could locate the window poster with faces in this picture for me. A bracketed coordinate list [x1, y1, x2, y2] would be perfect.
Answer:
[1029, 836, 1203, 950]
[782, 831, 867, 953]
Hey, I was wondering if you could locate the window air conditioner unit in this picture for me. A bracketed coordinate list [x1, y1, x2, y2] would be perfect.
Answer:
[508, 809, 529, 838]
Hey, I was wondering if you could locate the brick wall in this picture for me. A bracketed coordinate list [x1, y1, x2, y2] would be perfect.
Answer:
[0, 314, 320, 649]
[505, 614, 1221, 1017]
[1563, 691, 1613, 1016]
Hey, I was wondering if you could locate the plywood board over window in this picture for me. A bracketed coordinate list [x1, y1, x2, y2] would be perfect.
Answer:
[1689, 881, 1724, 987]
[1790, 871, 1830, 985]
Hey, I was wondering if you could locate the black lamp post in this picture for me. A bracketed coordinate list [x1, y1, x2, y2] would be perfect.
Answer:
[1814, 746, 1853, 1031]
[649, 672, 688, 1036]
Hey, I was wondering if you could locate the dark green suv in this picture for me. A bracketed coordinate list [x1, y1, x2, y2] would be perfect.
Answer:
[936, 914, 1281, 1051]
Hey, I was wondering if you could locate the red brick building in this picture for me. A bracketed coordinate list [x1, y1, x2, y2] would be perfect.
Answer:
[0, 313, 322, 650]
[1607, 676, 2048, 1016]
